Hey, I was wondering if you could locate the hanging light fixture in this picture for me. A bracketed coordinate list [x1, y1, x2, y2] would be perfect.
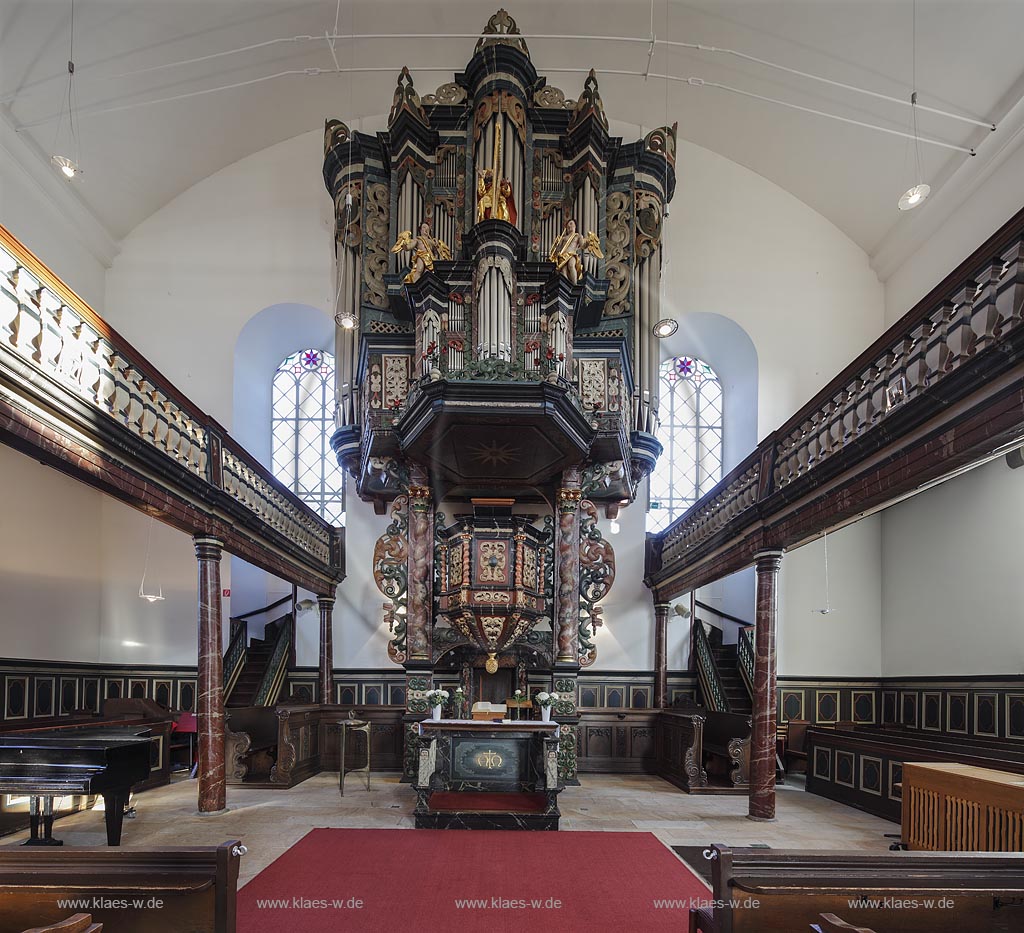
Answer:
[138, 516, 165, 603]
[897, 4, 929, 211]
[653, 318, 678, 338]
[51, 0, 82, 180]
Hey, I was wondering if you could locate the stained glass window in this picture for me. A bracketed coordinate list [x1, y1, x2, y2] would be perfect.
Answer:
[272, 348, 345, 525]
[647, 356, 723, 533]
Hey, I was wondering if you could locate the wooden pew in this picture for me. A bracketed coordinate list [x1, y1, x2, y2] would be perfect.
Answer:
[690, 844, 1024, 932]
[0, 841, 243, 933]
[805, 724, 1024, 822]
[701, 711, 750, 788]
[225, 703, 405, 787]
[658, 710, 750, 793]
[224, 707, 281, 784]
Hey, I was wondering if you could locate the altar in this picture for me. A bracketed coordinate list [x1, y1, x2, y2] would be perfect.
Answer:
[413, 721, 562, 830]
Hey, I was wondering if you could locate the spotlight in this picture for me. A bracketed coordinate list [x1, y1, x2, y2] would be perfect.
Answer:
[653, 319, 678, 338]
[337, 312, 356, 329]
[608, 519, 620, 535]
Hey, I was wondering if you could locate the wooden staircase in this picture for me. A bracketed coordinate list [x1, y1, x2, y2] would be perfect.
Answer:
[224, 615, 291, 708]
[709, 640, 752, 716]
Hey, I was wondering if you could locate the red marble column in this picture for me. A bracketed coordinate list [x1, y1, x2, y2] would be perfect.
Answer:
[193, 535, 226, 813]
[749, 550, 783, 821]
[554, 467, 583, 663]
[653, 602, 670, 709]
[405, 471, 433, 662]
[318, 595, 336, 704]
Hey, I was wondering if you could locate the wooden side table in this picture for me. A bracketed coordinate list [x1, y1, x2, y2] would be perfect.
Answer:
[331, 718, 371, 796]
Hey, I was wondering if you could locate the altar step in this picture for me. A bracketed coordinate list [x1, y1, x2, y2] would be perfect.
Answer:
[415, 791, 559, 830]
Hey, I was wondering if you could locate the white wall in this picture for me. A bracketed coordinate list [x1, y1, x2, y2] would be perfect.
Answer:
[0, 444, 103, 662]
[881, 459, 1024, 676]
[778, 518, 883, 678]
[97, 498, 204, 665]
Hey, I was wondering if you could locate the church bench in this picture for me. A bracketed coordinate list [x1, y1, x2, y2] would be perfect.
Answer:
[701, 710, 751, 788]
[224, 707, 284, 784]
[657, 710, 750, 792]
[225, 703, 405, 786]
[0, 840, 243, 933]
[806, 724, 1024, 822]
[689, 844, 1024, 932]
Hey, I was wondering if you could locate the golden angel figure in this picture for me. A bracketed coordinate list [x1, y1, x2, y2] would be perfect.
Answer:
[549, 219, 603, 285]
[391, 221, 452, 284]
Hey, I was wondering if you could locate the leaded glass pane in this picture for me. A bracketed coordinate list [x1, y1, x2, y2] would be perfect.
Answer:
[271, 349, 344, 525]
[647, 356, 723, 533]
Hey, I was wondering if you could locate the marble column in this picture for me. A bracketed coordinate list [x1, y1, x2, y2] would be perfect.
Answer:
[653, 602, 670, 709]
[193, 535, 226, 814]
[405, 468, 433, 662]
[554, 467, 583, 663]
[318, 595, 336, 705]
[749, 550, 783, 821]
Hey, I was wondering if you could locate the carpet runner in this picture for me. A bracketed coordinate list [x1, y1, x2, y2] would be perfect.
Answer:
[239, 828, 709, 932]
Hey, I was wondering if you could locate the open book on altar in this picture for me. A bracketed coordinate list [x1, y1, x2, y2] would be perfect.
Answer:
[471, 701, 507, 721]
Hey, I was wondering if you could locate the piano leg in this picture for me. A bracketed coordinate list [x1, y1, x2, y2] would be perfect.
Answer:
[102, 790, 129, 846]
[22, 795, 63, 847]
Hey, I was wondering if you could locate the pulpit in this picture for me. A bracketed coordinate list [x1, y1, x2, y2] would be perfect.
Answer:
[413, 721, 562, 829]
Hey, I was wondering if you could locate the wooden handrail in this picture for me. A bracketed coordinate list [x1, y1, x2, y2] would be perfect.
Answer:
[695, 600, 750, 627]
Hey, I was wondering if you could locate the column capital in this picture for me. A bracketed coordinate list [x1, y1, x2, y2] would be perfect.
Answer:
[193, 536, 224, 562]
[754, 550, 784, 572]
[317, 595, 337, 608]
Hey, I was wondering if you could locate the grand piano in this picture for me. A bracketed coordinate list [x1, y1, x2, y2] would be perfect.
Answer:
[0, 726, 152, 846]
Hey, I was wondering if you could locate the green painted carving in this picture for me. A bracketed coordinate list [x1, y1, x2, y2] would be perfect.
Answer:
[557, 725, 578, 781]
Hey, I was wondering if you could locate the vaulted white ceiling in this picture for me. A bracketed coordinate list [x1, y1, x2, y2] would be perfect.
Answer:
[2, 0, 1023, 270]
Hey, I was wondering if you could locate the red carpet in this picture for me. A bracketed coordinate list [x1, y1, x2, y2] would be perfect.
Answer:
[238, 828, 709, 932]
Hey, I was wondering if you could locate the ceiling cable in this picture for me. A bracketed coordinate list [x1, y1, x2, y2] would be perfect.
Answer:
[13, 63, 978, 155]
[9, 28, 990, 134]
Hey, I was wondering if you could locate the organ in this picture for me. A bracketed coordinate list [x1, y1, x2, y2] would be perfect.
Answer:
[323, 8, 675, 780]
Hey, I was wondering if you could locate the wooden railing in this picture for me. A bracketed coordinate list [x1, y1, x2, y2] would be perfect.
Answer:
[648, 205, 1024, 595]
[253, 619, 291, 708]
[223, 623, 247, 701]
[737, 625, 755, 698]
[0, 224, 343, 593]
[692, 620, 729, 713]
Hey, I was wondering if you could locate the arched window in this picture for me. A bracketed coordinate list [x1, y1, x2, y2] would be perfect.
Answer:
[647, 356, 723, 533]
[272, 348, 344, 524]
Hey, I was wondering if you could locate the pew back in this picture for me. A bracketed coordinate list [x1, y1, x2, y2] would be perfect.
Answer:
[0, 841, 242, 933]
[697, 845, 1024, 933]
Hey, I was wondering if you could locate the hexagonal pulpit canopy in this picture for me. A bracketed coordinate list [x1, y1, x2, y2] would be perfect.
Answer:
[394, 379, 595, 495]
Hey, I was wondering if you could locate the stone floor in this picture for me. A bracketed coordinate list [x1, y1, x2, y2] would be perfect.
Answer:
[1, 773, 896, 888]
